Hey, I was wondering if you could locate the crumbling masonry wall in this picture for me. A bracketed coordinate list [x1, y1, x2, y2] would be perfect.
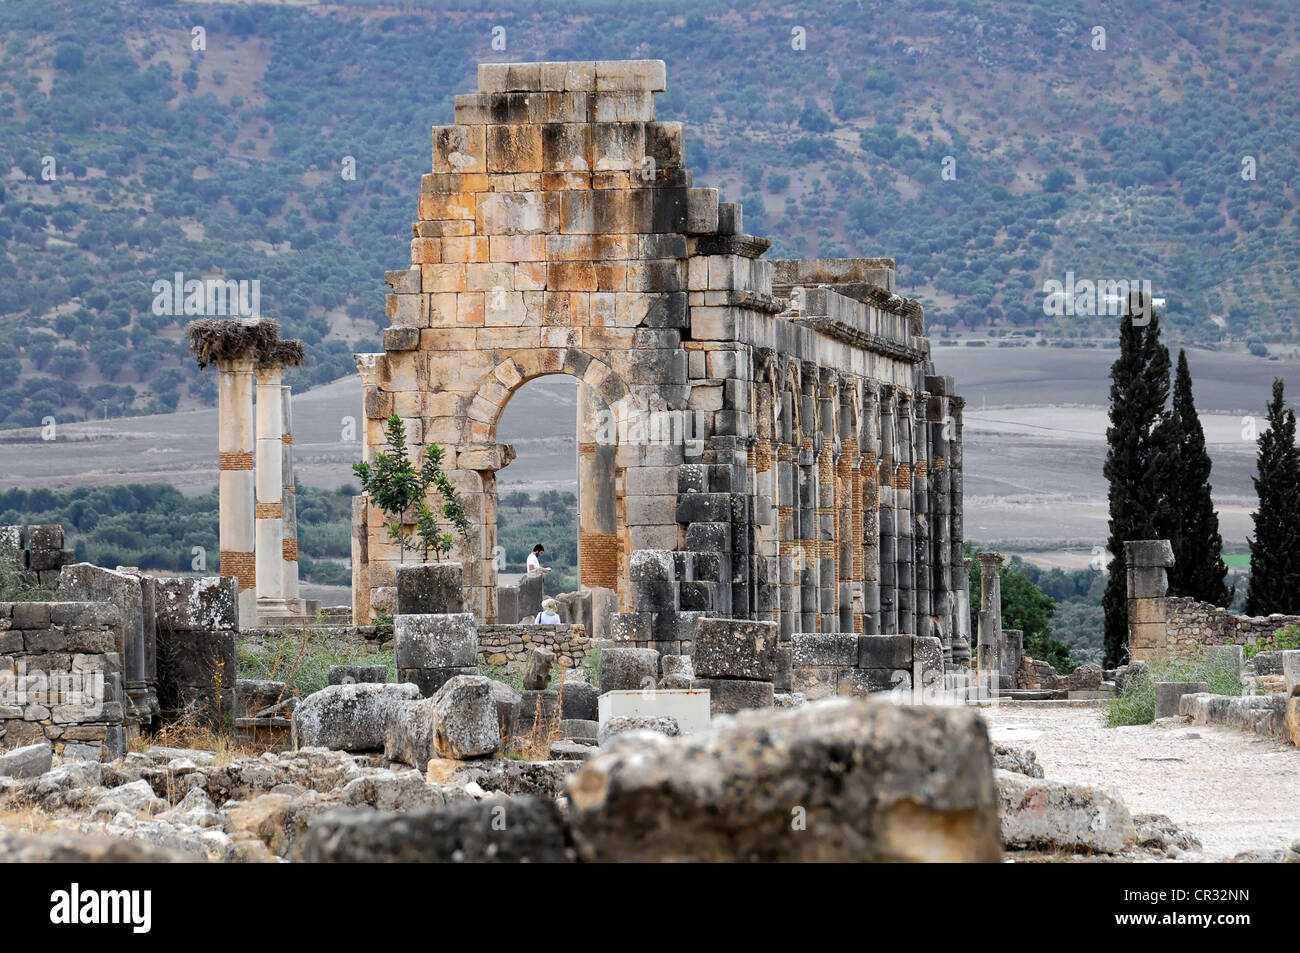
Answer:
[353, 60, 968, 656]
[1126, 539, 1300, 661]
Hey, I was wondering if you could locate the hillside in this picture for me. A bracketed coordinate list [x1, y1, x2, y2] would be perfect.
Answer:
[2, 0, 1299, 430]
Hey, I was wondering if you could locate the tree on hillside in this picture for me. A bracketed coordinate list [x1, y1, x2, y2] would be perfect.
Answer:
[1160, 350, 1231, 606]
[1102, 294, 1173, 668]
[1245, 379, 1300, 616]
[503, 491, 531, 514]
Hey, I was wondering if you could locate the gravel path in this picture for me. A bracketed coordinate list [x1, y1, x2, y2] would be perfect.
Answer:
[981, 702, 1300, 860]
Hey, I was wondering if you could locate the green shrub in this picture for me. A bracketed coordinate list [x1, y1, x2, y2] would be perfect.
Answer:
[1103, 650, 1241, 727]
[1245, 624, 1300, 658]
[238, 627, 394, 697]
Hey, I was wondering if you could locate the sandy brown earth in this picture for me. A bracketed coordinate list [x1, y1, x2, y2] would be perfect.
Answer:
[982, 702, 1300, 861]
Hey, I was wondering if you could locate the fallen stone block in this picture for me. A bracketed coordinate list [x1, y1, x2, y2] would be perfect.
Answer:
[329, 664, 389, 686]
[394, 613, 478, 671]
[996, 770, 1136, 854]
[292, 682, 421, 752]
[857, 634, 912, 670]
[991, 743, 1043, 779]
[523, 647, 556, 690]
[599, 647, 659, 692]
[399, 665, 478, 697]
[1154, 681, 1210, 719]
[560, 718, 599, 742]
[791, 632, 857, 667]
[559, 678, 599, 721]
[516, 688, 560, 736]
[1067, 663, 1103, 691]
[1283, 650, 1300, 698]
[427, 675, 501, 760]
[658, 653, 694, 689]
[395, 563, 465, 614]
[692, 618, 777, 680]
[567, 698, 1001, 862]
[692, 677, 774, 714]
[597, 714, 680, 746]
[550, 740, 598, 761]
[487, 679, 521, 745]
[0, 742, 53, 779]
[300, 798, 575, 862]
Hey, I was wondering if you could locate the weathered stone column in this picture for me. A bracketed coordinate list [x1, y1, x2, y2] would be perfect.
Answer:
[255, 363, 289, 622]
[860, 383, 881, 634]
[976, 552, 1005, 683]
[953, 556, 973, 669]
[577, 381, 618, 640]
[949, 397, 969, 662]
[877, 386, 897, 634]
[217, 357, 257, 625]
[911, 391, 931, 637]
[928, 390, 953, 660]
[281, 385, 302, 614]
[352, 353, 382, 624]
[894, 393, 915, 636]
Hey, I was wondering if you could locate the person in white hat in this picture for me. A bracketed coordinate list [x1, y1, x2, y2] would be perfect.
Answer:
[534, 598, 562, 625]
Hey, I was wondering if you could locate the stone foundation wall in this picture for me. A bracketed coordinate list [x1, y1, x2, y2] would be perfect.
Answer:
[1165, 597, 1300, 654]
[0, 600, 130, 760]
[1125, 539, 1300, 661]
[477, 623, 591, 668]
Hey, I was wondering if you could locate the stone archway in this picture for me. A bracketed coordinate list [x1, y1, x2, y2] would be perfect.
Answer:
[463, 355, 629, 636]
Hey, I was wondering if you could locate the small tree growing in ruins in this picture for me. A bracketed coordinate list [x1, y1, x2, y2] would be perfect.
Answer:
[353, 414, 474, 563]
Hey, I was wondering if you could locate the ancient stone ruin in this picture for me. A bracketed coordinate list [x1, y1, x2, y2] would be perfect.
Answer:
[187, 319, 310, 627]
[351, 60, 971, 693]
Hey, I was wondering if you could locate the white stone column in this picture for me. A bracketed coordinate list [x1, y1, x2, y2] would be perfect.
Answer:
[255, 365, 289, 620]
[281, 384, 302, 613]
[217, 358, 257, 626]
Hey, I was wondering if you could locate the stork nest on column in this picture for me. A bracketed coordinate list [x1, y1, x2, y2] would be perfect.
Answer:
[258, 339, 305, 369]
[186, 318, 283, 368]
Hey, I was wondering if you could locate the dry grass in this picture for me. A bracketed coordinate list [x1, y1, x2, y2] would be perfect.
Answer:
[507, 680, 567, 761]
[0, 805, 60, 834]
[130, 707, 273, 767]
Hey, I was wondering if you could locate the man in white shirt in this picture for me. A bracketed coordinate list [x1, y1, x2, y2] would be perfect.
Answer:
[526, 543, 550, 575]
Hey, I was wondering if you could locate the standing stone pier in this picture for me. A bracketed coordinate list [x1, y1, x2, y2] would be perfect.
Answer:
[350, 60, 968, 655]
[218, 355, 257, 624]
[281, 384, 303, 616]
[976, 552, 1004, 688]
[188, 320, 304, 628]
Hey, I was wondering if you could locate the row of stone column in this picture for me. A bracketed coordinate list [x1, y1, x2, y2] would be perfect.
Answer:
[215, 358, 303, 627]
[749, 367, 966, 652]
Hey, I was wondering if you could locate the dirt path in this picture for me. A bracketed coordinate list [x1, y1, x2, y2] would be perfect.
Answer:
[981, 702, 1300, 860]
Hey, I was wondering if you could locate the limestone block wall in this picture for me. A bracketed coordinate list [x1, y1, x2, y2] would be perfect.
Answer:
[1164, 598, 1300, 654]
[0, 600, 131, 760]
[1125, 538, 1300, 660]
[476, 622, 591, 668]
[352, 60, 967, 662]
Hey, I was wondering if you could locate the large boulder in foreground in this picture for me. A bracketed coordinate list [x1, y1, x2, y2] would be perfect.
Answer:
[291, 683, 421, 752]
[566, 698, 1001, 862]
[996, 770, 1137, 854]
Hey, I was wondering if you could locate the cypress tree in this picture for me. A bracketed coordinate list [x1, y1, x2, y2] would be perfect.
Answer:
[1160, 350, 1231, 606]
[1102, 294, 1171, 667]
[1245, 379, 1300, 616]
